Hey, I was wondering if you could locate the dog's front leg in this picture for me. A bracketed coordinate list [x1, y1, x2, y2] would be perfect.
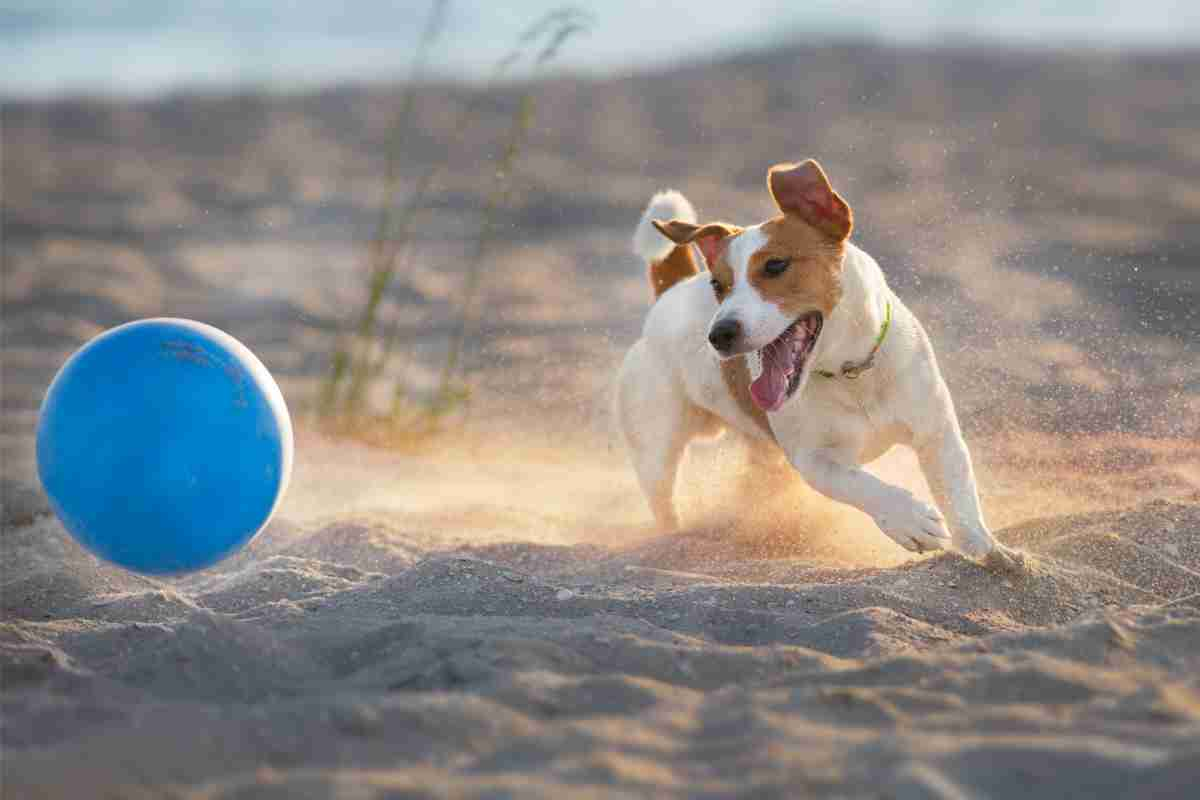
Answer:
[915, 425, 1001, 559]
[787, 448, 951, 553]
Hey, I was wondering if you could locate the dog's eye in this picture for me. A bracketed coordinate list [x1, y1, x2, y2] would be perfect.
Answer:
[763, 258, 790, 277]
[709, 278, 723, 295]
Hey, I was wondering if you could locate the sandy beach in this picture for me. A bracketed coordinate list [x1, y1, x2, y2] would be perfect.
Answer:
[3, 42, 1200, 798]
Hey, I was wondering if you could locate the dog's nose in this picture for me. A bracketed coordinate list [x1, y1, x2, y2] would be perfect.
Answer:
[708, 318, 742, 354]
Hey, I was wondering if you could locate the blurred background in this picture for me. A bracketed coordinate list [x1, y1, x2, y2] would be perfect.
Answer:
[5, 1, 1200, 97]
[4, 0, 1200, 499]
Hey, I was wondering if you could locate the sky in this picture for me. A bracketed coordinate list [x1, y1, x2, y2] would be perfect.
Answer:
[3, 0, 1200, 97]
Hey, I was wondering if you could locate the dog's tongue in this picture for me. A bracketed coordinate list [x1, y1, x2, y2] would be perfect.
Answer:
[749, 340, 791, 412]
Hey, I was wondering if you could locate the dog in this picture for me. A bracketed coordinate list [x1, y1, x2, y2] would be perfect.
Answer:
[617, 159, 1012, 563]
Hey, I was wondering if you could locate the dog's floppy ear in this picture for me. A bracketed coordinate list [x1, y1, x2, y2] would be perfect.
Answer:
[768, 160, 852, 241]
[651, 219, 742, 267]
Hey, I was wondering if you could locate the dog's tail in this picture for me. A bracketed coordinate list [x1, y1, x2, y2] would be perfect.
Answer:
[632, 190, 699, 299]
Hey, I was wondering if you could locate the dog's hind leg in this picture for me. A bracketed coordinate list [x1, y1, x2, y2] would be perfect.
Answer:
[617, 340, 715, 530]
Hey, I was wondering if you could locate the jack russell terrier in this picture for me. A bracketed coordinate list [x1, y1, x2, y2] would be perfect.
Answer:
[618, 159, 1015, 566]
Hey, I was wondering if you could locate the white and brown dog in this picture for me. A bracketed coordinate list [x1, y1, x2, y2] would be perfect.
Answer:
[618, 159, 1012, 564]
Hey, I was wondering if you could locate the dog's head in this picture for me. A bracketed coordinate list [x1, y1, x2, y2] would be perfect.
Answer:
[652, 159, 852, 412]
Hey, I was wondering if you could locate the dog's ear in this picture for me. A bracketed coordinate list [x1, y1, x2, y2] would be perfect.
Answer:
[651, 219, 742, 267]
[768, 160, 852, 241]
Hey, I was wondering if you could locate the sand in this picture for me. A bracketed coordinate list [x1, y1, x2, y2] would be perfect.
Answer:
[4, 435, 1200, 798]
[3, 42, 1200, 798]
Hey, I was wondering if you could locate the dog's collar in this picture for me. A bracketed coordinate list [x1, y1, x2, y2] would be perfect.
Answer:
[815, 300, 892, 380]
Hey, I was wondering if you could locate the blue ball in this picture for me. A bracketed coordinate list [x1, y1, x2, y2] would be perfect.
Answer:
[36, 319, 293, 575]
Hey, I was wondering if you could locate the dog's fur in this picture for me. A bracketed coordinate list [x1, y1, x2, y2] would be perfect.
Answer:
[617, 160, 1006, 560]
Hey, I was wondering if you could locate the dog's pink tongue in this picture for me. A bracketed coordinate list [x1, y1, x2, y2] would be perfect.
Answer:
[750, 343, 790, 412]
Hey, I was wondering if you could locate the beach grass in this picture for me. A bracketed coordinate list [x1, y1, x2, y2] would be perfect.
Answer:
[318, 4, 591, 442]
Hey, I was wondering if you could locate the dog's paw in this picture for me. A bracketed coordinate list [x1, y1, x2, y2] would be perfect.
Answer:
[872, 492, 951, 554]
[951, 528, 1027, 571]
[953, 527, 998, 560]
[981, 542, 1032, 577]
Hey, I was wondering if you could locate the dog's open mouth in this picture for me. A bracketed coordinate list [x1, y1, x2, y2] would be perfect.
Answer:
[749, 311, 823, 412]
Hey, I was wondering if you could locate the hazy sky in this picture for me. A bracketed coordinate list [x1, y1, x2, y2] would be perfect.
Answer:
[4, 0, 1200, 97]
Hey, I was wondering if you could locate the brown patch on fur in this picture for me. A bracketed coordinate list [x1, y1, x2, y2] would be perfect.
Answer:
[709, 251, 733, 300]
[720, 356, 775, 440]
[648, 244, 699, 298]
[747, 215, 846, 317]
